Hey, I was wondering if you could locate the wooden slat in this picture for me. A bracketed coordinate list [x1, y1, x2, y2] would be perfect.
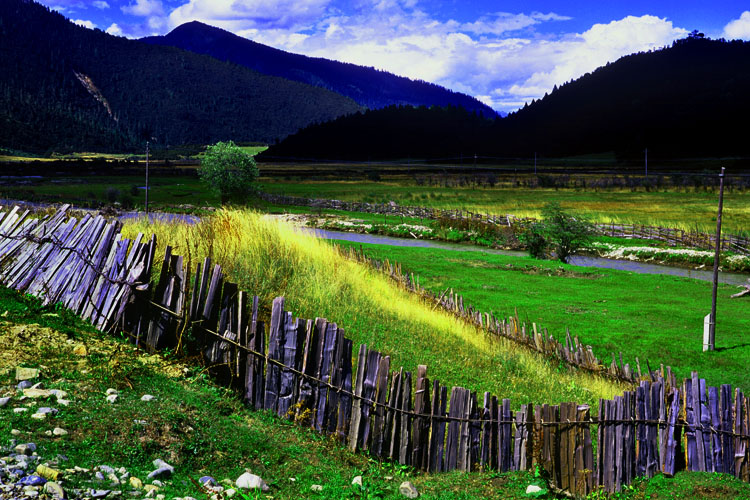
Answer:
[721, 384, 734, 475]
[336, 338, 354, 442]
[399, 370, 413, 465]
[278, 313, 300, 419]
[387, 369, 403, 461]
[469, 391, 481, 471]
[314, 322, 338, 432]
[360, 349, 382, 447]
[371, 355, 391, 457]
[348, 344, 368, 451]
[411, 365, 429, 469]
[263, 297, 286, 412]
[325, 330, 345, 434]
[244, 296, 264, 409]
[445, 387, 462, 471]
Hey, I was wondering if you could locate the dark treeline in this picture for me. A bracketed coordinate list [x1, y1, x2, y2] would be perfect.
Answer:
[142, 21, 497, 117]
[0, 0, 360, 154]
[263, 37, 750, 164]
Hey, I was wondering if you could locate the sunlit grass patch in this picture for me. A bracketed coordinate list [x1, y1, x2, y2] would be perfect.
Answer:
[122, 209, 626, 408]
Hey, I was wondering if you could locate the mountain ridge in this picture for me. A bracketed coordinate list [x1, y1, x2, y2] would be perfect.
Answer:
[0, 0, 361, 153]
[141, 21, 497, 117]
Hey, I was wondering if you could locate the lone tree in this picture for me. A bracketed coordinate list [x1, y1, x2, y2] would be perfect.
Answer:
[198, 141, 259, 204]
[520, 202, 593, 263]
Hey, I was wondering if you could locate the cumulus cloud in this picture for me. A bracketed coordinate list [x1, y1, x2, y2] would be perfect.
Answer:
[168, 0, 331, 31]
[122, 0, 164, 17]
[723, 11, 750, 40]
[72, 18, 96, 29]
[92, 1, 110, 9]
[238, 6, 685, 112]
[106, 23, 123, 36]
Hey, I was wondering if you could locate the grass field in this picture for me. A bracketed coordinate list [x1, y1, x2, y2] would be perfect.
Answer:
[121, 210, 625, 409]
[330, 240, 750, 393]
[261, 180, 750, 234]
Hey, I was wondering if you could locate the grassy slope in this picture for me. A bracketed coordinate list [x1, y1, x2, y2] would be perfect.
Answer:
[0, 287, 539, 499]
[260, 180, 750, 234]
[331, 241, 750, 393]
[121, 210, 625, 409]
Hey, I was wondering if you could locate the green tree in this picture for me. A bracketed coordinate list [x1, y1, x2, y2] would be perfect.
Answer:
[540, 202, 593, 263]
[198, 141, 259, 204]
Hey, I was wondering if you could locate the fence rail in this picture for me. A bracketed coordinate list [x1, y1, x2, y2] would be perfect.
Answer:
[260, 192, 750, 256]
[0, 204, 749, 496]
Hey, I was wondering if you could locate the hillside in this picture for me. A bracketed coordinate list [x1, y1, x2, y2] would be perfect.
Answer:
[263, 37, 750, 162]
[141, 21, 497, 117]
[0, 0, 360, 154]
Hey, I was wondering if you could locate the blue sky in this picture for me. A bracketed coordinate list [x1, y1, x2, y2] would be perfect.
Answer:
[40, 1, 750, 112]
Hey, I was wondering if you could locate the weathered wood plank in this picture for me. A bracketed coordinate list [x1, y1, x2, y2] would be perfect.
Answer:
[412, 365, 430, 469]
[721, 384, 734, 476]
[278, 313, 300, 419]
[336, 338, 354, 443]
[325, 329, 345, 434]
[399, 370, 413, 465]
[348, 344, 368, 451]
[387, 369, 403, 461]
[445, 387, 462, 471]
[371, 355, 391, 457]
[360, 349, 382, 447]
[244, 296, 264, 409]
[314, 322, 338, 432]
[263, 297, 286, 412]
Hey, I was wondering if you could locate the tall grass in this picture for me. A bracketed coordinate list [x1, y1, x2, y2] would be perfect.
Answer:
[122, 209, 625, 409]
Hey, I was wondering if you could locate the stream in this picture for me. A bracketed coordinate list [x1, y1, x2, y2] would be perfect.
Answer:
[305, 228, 750, 287]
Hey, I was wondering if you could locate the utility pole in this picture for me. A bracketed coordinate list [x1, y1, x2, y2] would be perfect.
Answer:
[534, 152, 537, 176]
[644, 148, 648, 179]
[706, 166, 725, 352]
[145, 141, 150, 216]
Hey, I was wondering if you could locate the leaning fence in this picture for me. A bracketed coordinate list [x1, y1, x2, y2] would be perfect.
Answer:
[0, 204, 749, 497]
[259, 192, 750, 256]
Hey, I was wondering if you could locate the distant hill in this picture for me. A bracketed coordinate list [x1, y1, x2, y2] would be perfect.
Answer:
[142, 21, 497, 117]
[264, 37, 750, 162]
[0, 0, 360, 154]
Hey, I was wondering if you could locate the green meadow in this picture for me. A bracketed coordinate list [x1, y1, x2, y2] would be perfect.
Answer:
[331, 239, 750, 393]
[261, 179, 750, 234]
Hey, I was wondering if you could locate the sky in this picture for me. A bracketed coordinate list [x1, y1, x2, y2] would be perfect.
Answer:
[40, 0, 750, 113]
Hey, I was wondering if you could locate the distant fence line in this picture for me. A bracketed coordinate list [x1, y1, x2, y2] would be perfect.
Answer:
[259, 192, 750, 256]
[0, 205, 749, 496]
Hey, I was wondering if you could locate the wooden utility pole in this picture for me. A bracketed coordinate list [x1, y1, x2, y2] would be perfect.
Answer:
[145, 141, 150, 216]
[534, 152, 537, 175]
[644, 148, 648, 179]
[706, 166, 725, 352]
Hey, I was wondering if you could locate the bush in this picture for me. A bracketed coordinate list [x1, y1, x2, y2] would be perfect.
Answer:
[540, 202, 594, 263]
[520, 222, 548, 259]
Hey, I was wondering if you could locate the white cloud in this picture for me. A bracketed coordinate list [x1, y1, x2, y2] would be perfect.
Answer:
[72, 18, 96, 29]
[122, 0, 164, 17]
[168, 0, 331, 31]
[462, 11, 570, 35]
[106, 23, 123, 36]
[236, 5, 686, 112]
[92, 1, 110, 9]
[723, 11, 750, 40]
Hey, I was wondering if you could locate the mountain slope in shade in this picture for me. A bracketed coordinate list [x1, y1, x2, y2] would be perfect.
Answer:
[0, 0, 361, 153]
[141, 21, 497, 117]
[264, 37, 750, 161]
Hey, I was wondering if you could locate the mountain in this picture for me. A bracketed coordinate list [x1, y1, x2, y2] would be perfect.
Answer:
[0, 0, 361, 154]
[141, 21, 497, 117]
[263, 37, 750, 162]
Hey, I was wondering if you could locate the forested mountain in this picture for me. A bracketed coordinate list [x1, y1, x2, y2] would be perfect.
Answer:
[141, 22, 497, 117]
[263, 37, 750, 161]
[0, 0, 360, 154]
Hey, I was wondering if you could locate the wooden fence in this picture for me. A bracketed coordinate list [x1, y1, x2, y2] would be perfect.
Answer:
[1, 204, 749, 497]
[261, 192, 750, 256]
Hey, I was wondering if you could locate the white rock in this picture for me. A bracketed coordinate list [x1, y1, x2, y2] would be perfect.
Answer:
[105, 388, 118, 395]
[224, 488, 236, 498]
[13, 407, 28, 413]
[106, 394, 118, 404]
[53, 428, 68, 436]
[140, 394, 156, 401]
[11, 429, 21, 436]
[235, 472, 269, 492]
[310, 484, 323, 492]
[526, 485, 543, 494]
[56, 399, 71, 407]
[352, 476, 363, 487]
[399, 481, 419, 499]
